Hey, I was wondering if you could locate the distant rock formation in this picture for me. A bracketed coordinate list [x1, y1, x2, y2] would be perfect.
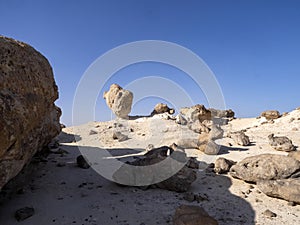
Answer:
[103, 84, 133, 118]
[0, 36, 61, 190]
[150, 103, 174, 116]
[209, 108, 235, 118]
[180, 104, 211, 122]
[261, 110, 281, 120]
[268, 134, 295, 152]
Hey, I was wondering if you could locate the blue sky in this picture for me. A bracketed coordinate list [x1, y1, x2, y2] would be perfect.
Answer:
[1, 0, 300, 125]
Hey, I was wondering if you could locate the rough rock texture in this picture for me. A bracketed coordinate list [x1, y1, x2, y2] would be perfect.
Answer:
[288, 151, 300, 161]
[261, 110, 281, 120]
[209, 108, 235, 118]
[268, 134, 295, 152]
[230, 154, 300, 183]
[188, 120, 210, 134]
[258, 178, 300, 204]
[103, 84, 133, 118]
[113, 146, 197, 192]
[0, 36, 61, 190]
[228, 131, 250, 146]
[175, 114, 188, 125]
[214, 157, 236, 174]
[180, 104, 211, 122]
[151, 103, 174, 116]
[173, 205, 218, 225]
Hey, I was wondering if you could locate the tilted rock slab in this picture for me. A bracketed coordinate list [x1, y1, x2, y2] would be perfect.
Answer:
[0, 36, 61, 190]
[258, 178, 300, 204]
[229, 154, 300, 183]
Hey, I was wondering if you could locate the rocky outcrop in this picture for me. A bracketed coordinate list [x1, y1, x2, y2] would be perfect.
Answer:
[103, 84, 133, 118]
[113, 146, 197, 192]
[150, 103, 174, 116]
[258, 178, 300, 204]
[188, 120, 210, 134]
[268, 134, 295, 152]
[173, 205, 218, 225]
[0, 36, 61, 190]
[180, 104, 211, 122]
[209, 108, 235, 118]
[261, 110, 281, 120]
[228, 131, 250, 146]
[229, 154, 300, 183]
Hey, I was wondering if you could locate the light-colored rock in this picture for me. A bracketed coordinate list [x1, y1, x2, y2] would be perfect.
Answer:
[112, 131, 128, 142]
[188, 120, 210, 134]
[180, 104, 211, 122]
[151, 103, 174, 116]
[0, 36, 61, 190]
[103, 84, 133, 118]
[230, 154, 300, 183]
[288, 151, 300, 161]
[258, 178, 300, 204]
[268, 134, 295, 152]
[173, 204, 218, 225]
[228, 131, 250, 146]
[214, 157, 236, 174]
[261, 110, 281, 120]
[209, 108, 235, 118]
[175, 114, 188, 125]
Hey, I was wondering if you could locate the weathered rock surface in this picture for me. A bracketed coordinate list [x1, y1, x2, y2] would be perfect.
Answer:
[261, 110, 281, 120]
[103, 84, 133, 118]
[288, 151, 300, 161]
[173, 204, 218, 225]
[113, 146, 197, 192]
[230, 154, 300, 183]
[228, 131, 250, 146]
[258, 178, 300, 204]
[214, 157, 236, 174]
[15, 207, 35, 221]
[180, 104, 211, 122]
[209, 108, 235, 118]
[0, 36, 61, 190]
[151, 103, 174, 116]
[112, 131, 129, 142]
[268, 134, 295, 152]
[188, 120, 210, 134]
[175, 114, 188, 125]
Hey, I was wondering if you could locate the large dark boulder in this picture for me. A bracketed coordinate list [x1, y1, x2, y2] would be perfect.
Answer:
[0, 36, 61, 190]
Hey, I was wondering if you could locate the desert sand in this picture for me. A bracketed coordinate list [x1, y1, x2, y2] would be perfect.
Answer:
[0, 109, 299, 225]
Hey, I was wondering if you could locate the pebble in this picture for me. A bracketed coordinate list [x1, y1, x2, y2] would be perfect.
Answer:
[15, 207, 35, 221]
[263, 209, 277, 218]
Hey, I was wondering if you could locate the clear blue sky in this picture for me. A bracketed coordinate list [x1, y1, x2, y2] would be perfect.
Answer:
[1, 0, 300, 125]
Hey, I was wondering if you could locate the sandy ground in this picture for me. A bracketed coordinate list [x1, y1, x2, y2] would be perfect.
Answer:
[0, 110, 300, 225]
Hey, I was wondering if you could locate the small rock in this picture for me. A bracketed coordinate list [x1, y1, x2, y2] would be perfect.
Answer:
[56, 162, 66, 167]
[15, 207, 35, 221]
[228, 131, 250, 146]
[112, 131, 128, 142]
[89, 130, 98, 135]
[262, 209, 277, 218]
[268, 134, 295, 152]
[183, 192, 195, 202]
[150, 103, 175, 116]
[288, 201, 296, 206]
[214, 157, 236, 174]
[261, 110, 281, 120]
[173, 205, 218, 225]
[76, 155, 90, 169]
